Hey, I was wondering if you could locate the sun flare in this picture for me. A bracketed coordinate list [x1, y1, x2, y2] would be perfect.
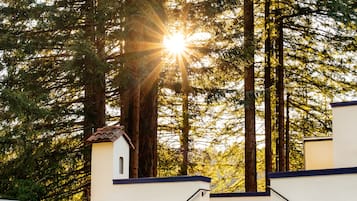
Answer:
[163, 33, 186, 55]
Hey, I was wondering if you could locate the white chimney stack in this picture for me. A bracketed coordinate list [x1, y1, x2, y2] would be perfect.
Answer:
[86, 126, 134, 201]
[331, 101, 357, 168]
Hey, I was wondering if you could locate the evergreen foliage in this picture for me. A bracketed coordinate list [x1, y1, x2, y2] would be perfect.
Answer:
[0, 0, 125, 199]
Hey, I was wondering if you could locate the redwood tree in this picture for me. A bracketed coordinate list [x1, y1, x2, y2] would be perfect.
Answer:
[276, 8, 286, 172]
[121, 0, 165, 178]
[120, 0, 142, 178]
[83, 0, 106, 198]
[264, 0, 273, 191]
[139, 0, 165, 177]
[244, 0, 257, 192]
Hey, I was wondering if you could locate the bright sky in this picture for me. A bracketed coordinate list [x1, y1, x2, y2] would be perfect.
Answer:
[163, 33, 186, 55]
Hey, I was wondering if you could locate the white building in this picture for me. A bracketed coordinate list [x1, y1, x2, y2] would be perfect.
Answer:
[87, 101, 357, 201]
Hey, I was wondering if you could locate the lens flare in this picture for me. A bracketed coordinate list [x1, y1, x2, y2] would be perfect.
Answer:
[163, 33, 186, 55]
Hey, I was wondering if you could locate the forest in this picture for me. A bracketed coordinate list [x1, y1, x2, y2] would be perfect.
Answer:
[0, 0, 356, 200]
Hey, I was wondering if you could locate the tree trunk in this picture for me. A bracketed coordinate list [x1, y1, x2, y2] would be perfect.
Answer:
[180, 89, 189, 175]
[83, 0, 106, 199]
[139, 75, 159, 177]
[276, 9, 285, 172]
[244, 0, 257, 192]
[139, 86, 158, 177]
[138, 0, 165, 178]
[285, 93, 290, 171]
[179, 56, 190, 176]
[120, 0, 142, 178]
[264, 0, 272, 191]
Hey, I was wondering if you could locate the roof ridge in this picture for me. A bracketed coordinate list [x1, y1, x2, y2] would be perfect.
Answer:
[86, 125, 135, 149]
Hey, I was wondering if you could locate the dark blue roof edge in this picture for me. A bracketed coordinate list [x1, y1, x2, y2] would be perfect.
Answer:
[269, 166, 357, 178]
[210, 192, 270, 197]
[113, 175, 211, 185]
[331, 100, 357, 108]
[304, 137, 332, 142]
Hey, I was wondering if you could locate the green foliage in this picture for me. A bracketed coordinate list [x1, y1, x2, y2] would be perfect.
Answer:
[0, 0, 124, 199]
[194, 144, 246, 193]
[157, 143, 181, 176]
[1, 179, 45, 201]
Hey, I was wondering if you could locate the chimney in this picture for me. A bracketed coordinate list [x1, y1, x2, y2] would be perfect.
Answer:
[86, 126, 134, 201]
[331, 101, 357, 168]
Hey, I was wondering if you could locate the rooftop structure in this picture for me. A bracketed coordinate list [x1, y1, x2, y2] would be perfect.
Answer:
[87, 100, 357, 201]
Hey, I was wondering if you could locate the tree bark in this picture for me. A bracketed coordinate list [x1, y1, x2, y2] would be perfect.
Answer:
[139, 86, 158, 177]
[285, 93, 290, 171]
[121, 0, 142, 178]
[264, 0, 272, 191]
[138, 0, 165, 178]
[83, 0, 106, 199]
[179, 56, 189, 176]
[276, 9, 285, 172]
[244, 0, 257, 192]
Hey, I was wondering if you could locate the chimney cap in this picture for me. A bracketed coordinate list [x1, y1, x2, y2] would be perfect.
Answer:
[86, 125, 135, 149]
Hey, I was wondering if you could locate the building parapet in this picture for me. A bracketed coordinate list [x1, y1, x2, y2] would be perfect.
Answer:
[269, 166, 357, 178]
[331, 100, 357, 107]
[210, 192, 270, 198]
[113, 175, 211, 185]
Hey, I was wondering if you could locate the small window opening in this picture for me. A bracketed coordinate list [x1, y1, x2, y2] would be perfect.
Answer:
[119, 157, 124, 174]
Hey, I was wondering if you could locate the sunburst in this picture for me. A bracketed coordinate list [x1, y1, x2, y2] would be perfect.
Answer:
[163, 33, 186, 55]
[120, 3, 206, 96]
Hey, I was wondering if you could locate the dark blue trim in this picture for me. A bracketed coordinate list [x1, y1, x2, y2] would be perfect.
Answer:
[113, 176, 211, 185]
[304, 137, 332, 142]
[210, 192, 270, 197]
[331, 101, 357, 108]
[269, 166, 357, 178]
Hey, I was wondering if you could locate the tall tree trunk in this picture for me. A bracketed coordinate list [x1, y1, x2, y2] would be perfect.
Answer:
[244, 0, 257, 192]
[139, 68, 159, 177]
[173, 0, 190, 176]
[285, 93, 290, 171]
[180, 88, 189, 175]
[130, 73, 140, 179]
[264, 0, 272, 191]
[139, 85, 158, 177]
[138, 0, 165, 178]
[276, 9, 285, 172]
[83, 0, 106, 199]
[179, 56, 189, 176]
[95, 0, 106, 131]
[83, 0, 96, 138]
[120, 0, 142, 178]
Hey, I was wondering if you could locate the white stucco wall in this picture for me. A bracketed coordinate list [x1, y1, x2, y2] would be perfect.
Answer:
[111, 180, 210, 201]
[270, 171, 357, 201]
[91, 142, 114, 201]
[304, 138, 333, 170]
[210, 195, 269, 201]
[91, 141, 210, 201]
[113, 137, 130, 179]
[332, 102, 357, 168]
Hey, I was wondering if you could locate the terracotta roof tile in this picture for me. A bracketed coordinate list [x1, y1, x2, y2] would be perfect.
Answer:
[86, 125, 135, 149]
